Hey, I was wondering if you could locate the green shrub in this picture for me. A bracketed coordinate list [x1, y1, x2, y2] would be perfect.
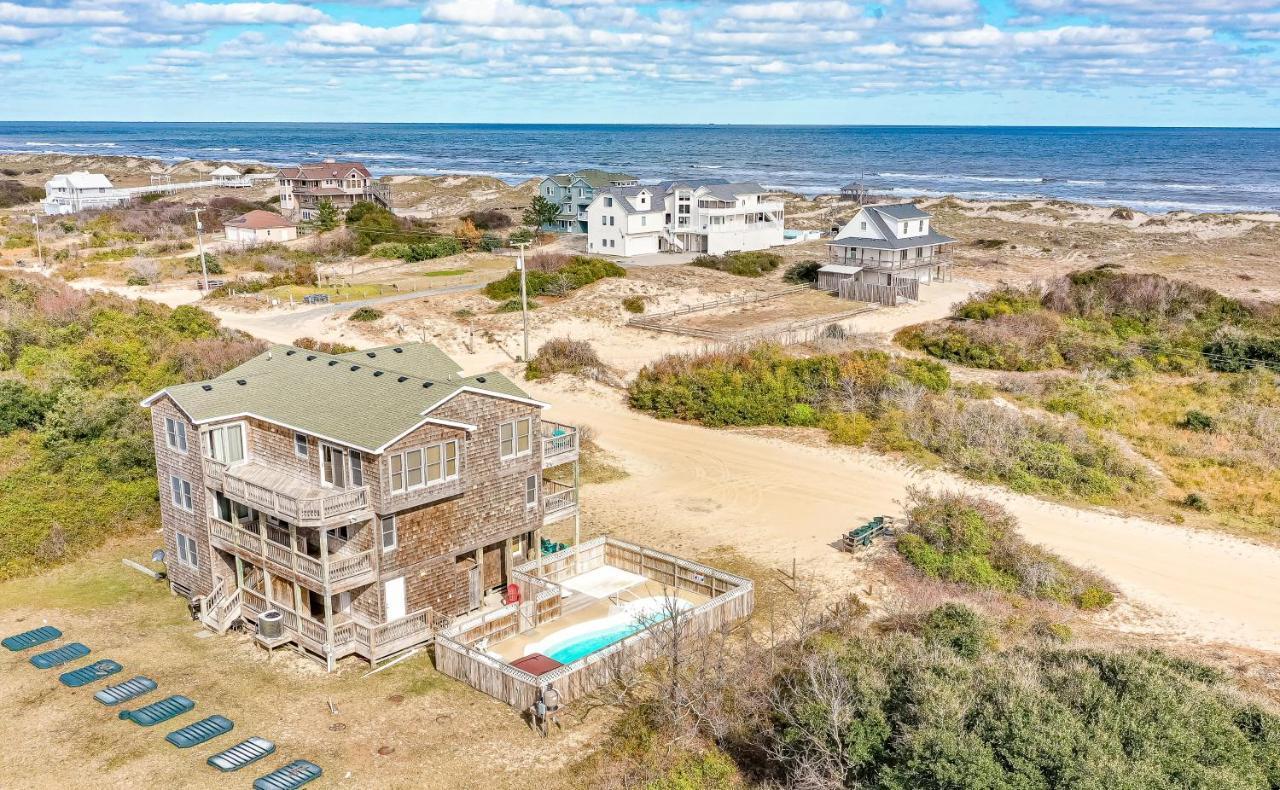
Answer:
[125, 275, 150, 287]
[921, 603, 990, 659]
[900, 489, 1115, 609]
[292, 337, 356, 354]
[783, 260, 822, 284]
[526, 338, 608, 381]
[348, 307, 384, 322]
[1179, 409, 1215, 432]
[483, 256, 625, 301]
[1077, 585, 1115, 610]
[495, 297, 535, 313]
[622, 296, 646, 314]
[0, 381, 53, 435]
[691, 251, 782, 277]
[1182, 492, 1210, 512]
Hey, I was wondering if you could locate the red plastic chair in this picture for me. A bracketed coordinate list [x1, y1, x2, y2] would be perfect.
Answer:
[504, 583, 521, 605]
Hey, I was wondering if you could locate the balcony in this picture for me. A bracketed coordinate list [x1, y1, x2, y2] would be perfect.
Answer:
[204, 458, 371, 529]
[543, 479, 578, 526]
[209, 517, 377, 592]
[541, 421, 579, 469]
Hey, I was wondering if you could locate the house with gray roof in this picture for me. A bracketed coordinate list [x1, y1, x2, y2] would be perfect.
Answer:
[142, 341, 582, 669]
[585, 178, 785, 257]
[820, 203, 956, 301]
[536, 168, 638, 233]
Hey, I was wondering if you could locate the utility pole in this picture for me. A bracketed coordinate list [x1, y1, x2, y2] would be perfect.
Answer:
[189, 208, 209, 292]
[30, 214, 44, 270]
[515, 241, 530, 362]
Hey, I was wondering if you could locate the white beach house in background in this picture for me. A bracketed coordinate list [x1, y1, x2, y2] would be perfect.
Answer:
[223, 210, 297, 247]
[585, 180, 785, 257]
[41, 171, 129, 214]
[209, 165, 244, 186]
[824, 203, 956, 285]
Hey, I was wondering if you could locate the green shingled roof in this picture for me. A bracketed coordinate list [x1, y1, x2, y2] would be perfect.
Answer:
[150, 343, 536, 452]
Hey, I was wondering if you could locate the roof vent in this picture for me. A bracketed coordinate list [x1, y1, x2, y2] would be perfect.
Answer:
[393, 347, 404, 353]
[201, 384, 213, 392]
[286, 349, 296, 356]
[306, 355, 316, 361]
[397, 376, 408, 383]
[366, 352, 376, 358]
[475, 376, 486, 383]
[373, 370, 384, 377]
[328, 360, 338, 366]
[350, 365, 360, 372]
[422, 382, 433, 389]
[236, 379, 247, 386]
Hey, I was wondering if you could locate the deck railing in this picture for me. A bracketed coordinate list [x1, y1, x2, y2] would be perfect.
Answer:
[543, 480, 577, 515]
[540, 422, 578, 466]
[208, 516, 375, 589]
[204, 458, 371, 528]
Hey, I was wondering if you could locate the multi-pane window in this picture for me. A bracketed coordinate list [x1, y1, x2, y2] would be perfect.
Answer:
[204, 424, 245, 464]
[380, 515, 397, 552]
[294, 432, 308, 457]
[164, 418, 188, 452]
[170, 475, 193, 511]
[525, 475, 539, 509]
[387, 440, 459, 494]
[499, 418, 532, 460]
[176, 532, 199, 569]
[349, 451, 363, 486]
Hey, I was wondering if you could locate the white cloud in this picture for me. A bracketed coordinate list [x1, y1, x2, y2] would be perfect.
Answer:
[0, 3, 128, 26]
[423, 0, 569, 28]
[158, 2, 329, 26]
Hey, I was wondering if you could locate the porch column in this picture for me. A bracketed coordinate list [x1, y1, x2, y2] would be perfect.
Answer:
[572, 459, 582, 576]
[320, 528, 334, 672]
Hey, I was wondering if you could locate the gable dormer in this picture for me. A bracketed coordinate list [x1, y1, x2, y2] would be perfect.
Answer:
[835, 208, 884, 240]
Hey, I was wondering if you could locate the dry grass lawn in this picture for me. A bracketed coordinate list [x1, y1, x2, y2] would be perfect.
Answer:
[0, 532, 595, 790]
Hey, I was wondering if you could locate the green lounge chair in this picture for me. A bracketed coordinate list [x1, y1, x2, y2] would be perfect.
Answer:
[207, 737, 276, 772]
[59, 659, 123, 688]
[29, 642, 90, 669]
[95, 676, 157, 706]
[254, 760, 323, 790]
[3, 625, 61, 652]
[165, 715, 233, 748]
[118, 695, 195, 726]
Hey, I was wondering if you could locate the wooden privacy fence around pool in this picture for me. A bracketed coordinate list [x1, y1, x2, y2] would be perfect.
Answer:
[433, 536, 754, 711]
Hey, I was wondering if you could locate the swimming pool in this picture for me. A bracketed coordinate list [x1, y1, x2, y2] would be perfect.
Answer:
[525, 597, 693, 665]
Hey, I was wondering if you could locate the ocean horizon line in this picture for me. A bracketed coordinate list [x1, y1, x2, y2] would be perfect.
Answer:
[3, 120, 1280, 132]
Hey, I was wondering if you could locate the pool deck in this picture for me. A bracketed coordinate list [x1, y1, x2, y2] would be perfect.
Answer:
[489, 576, 707, 663]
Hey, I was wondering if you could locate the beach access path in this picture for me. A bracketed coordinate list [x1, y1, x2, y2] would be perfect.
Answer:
[532, 377, 1280, 655]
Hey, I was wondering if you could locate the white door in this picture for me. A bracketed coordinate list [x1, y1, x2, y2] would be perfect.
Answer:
[384, 577, 406, 621]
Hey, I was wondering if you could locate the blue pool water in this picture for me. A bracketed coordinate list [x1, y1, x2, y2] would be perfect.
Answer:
[545, 622, 647, 664]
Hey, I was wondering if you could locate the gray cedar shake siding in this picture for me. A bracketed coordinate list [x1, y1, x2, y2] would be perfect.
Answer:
[150, 396, 214, 598]
[142, 342, 573, 666]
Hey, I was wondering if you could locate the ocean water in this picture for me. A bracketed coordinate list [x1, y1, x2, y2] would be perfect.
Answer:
[1, 122, 1277, 213]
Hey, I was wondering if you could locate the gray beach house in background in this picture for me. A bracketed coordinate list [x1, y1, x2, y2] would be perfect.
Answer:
[538, 169, 638, 233]
[820, 203, 956, 305]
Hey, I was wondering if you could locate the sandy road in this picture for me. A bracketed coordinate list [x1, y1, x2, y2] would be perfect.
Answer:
[534, 379, 1280, 654]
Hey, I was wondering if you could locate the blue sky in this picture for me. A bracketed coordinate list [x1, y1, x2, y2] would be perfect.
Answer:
[1, 0, 1278, 125]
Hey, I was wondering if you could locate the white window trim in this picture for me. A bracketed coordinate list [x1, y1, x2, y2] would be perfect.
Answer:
[525, 475, 539, 510]
[380, 514, 397, 552]
[170, 475, 193, 512]
[499, 418, 533, 461]
[164, 417, 188, 453]
[386, 439, 460, 495]
[203, 421, 248, 466]
[176, 532, 199, 569]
